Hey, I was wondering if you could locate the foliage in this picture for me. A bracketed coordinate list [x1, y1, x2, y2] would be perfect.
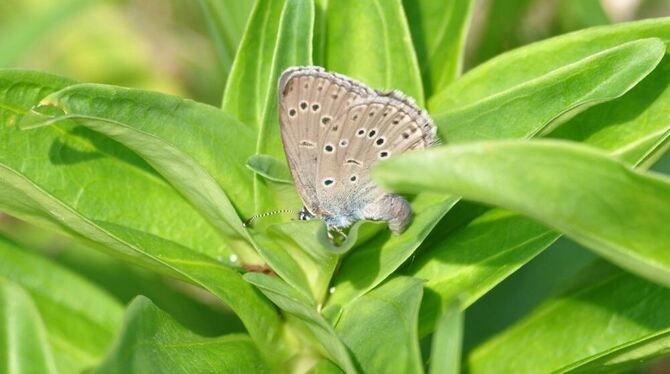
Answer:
[1, 0, 669, 373]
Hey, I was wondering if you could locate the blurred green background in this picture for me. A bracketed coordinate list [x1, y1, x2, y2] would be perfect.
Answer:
[1, 0, 669, 367]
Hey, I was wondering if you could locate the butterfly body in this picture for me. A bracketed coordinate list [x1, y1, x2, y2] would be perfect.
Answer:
[279, 66, 437, 234]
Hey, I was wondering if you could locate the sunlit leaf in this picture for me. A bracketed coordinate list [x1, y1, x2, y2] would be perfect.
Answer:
[376, 140, 670, 287]
[326, 0, 424, 104]
[433, 38, 665, 143]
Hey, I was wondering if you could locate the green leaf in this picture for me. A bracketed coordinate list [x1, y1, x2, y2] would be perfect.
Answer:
[555, 0, 609, 33]
[248, 220, 339, 302]
[244, 273, 357, 374]
[198, 0, 255, 80]
[0, 69, 235, 262]
[433, 38, 666, 143]
[254, 0, 314, 213]
[224, 0, 313, 213]
[17, 76, 332, 303]
[222, 0, 286, 124]
[325, 195, 459, 312]
[326, 0, 424, 105]
[0, 279, 58, 374]
[334, 277, 424, 374]
[411, 209, 558, 336]
[247, 154, 292, 184]
[308, 359, 345, 374]
[468, 261, 670, 373]
[404, 0, 474, 95]
[469, 0, 533, 65]
[27, 83, 258, 260]
[551, 55, 670, 167]
[407, 49, 670, 336]
[330, 22, 666, 334]
[0, 71, 285, 359]
[375, 140, 670, 287]
[96, 296, 269, 374]
[0, 236, 123, 373]
[429, 299, 463, 374]
[560, 329, 670, 372]
[434, 18, 670, 111]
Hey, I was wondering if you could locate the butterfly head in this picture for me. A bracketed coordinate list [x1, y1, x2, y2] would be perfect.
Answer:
[298, 207, 315, 221]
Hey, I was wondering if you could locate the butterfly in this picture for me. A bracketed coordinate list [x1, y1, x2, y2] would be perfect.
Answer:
[278, 66, 437, 235]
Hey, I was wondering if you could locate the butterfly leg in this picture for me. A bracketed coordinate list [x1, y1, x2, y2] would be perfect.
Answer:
[363, 193, 412, 234]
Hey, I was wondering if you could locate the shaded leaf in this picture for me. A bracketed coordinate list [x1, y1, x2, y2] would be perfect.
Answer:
[429, 299, 463, 374]
[248, 220, 339, 302]
[470, 0, 533, 65]
[325, 195, 459, 312]
[0, 280, 57, 374]
[334, 277, 424, 374]
[468, 261, 670, 373]
[198, 0, 255, 80]
[411, 210, 558, 336]
[404, 0, 474, 95]
[96, 296, 269, 374]
[555, 0, 609, 33]
[244, 273, 357, 374]
[0, 236, 123, 373]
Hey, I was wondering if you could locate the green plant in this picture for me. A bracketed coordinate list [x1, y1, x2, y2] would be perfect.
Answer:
[1, 0, 669, 372]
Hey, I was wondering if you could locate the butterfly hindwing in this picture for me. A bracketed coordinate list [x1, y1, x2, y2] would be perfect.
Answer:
[315, 90, 437, 231]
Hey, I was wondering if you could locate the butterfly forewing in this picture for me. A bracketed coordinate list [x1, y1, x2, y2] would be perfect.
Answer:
[277, 67, 374, 215]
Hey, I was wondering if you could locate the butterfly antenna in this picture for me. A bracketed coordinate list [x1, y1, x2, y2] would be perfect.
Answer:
[243, 209, 300, 227]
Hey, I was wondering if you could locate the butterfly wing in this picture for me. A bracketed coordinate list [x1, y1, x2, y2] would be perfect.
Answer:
[315, 90, 437, 232]
[277, 66, 375, 215]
